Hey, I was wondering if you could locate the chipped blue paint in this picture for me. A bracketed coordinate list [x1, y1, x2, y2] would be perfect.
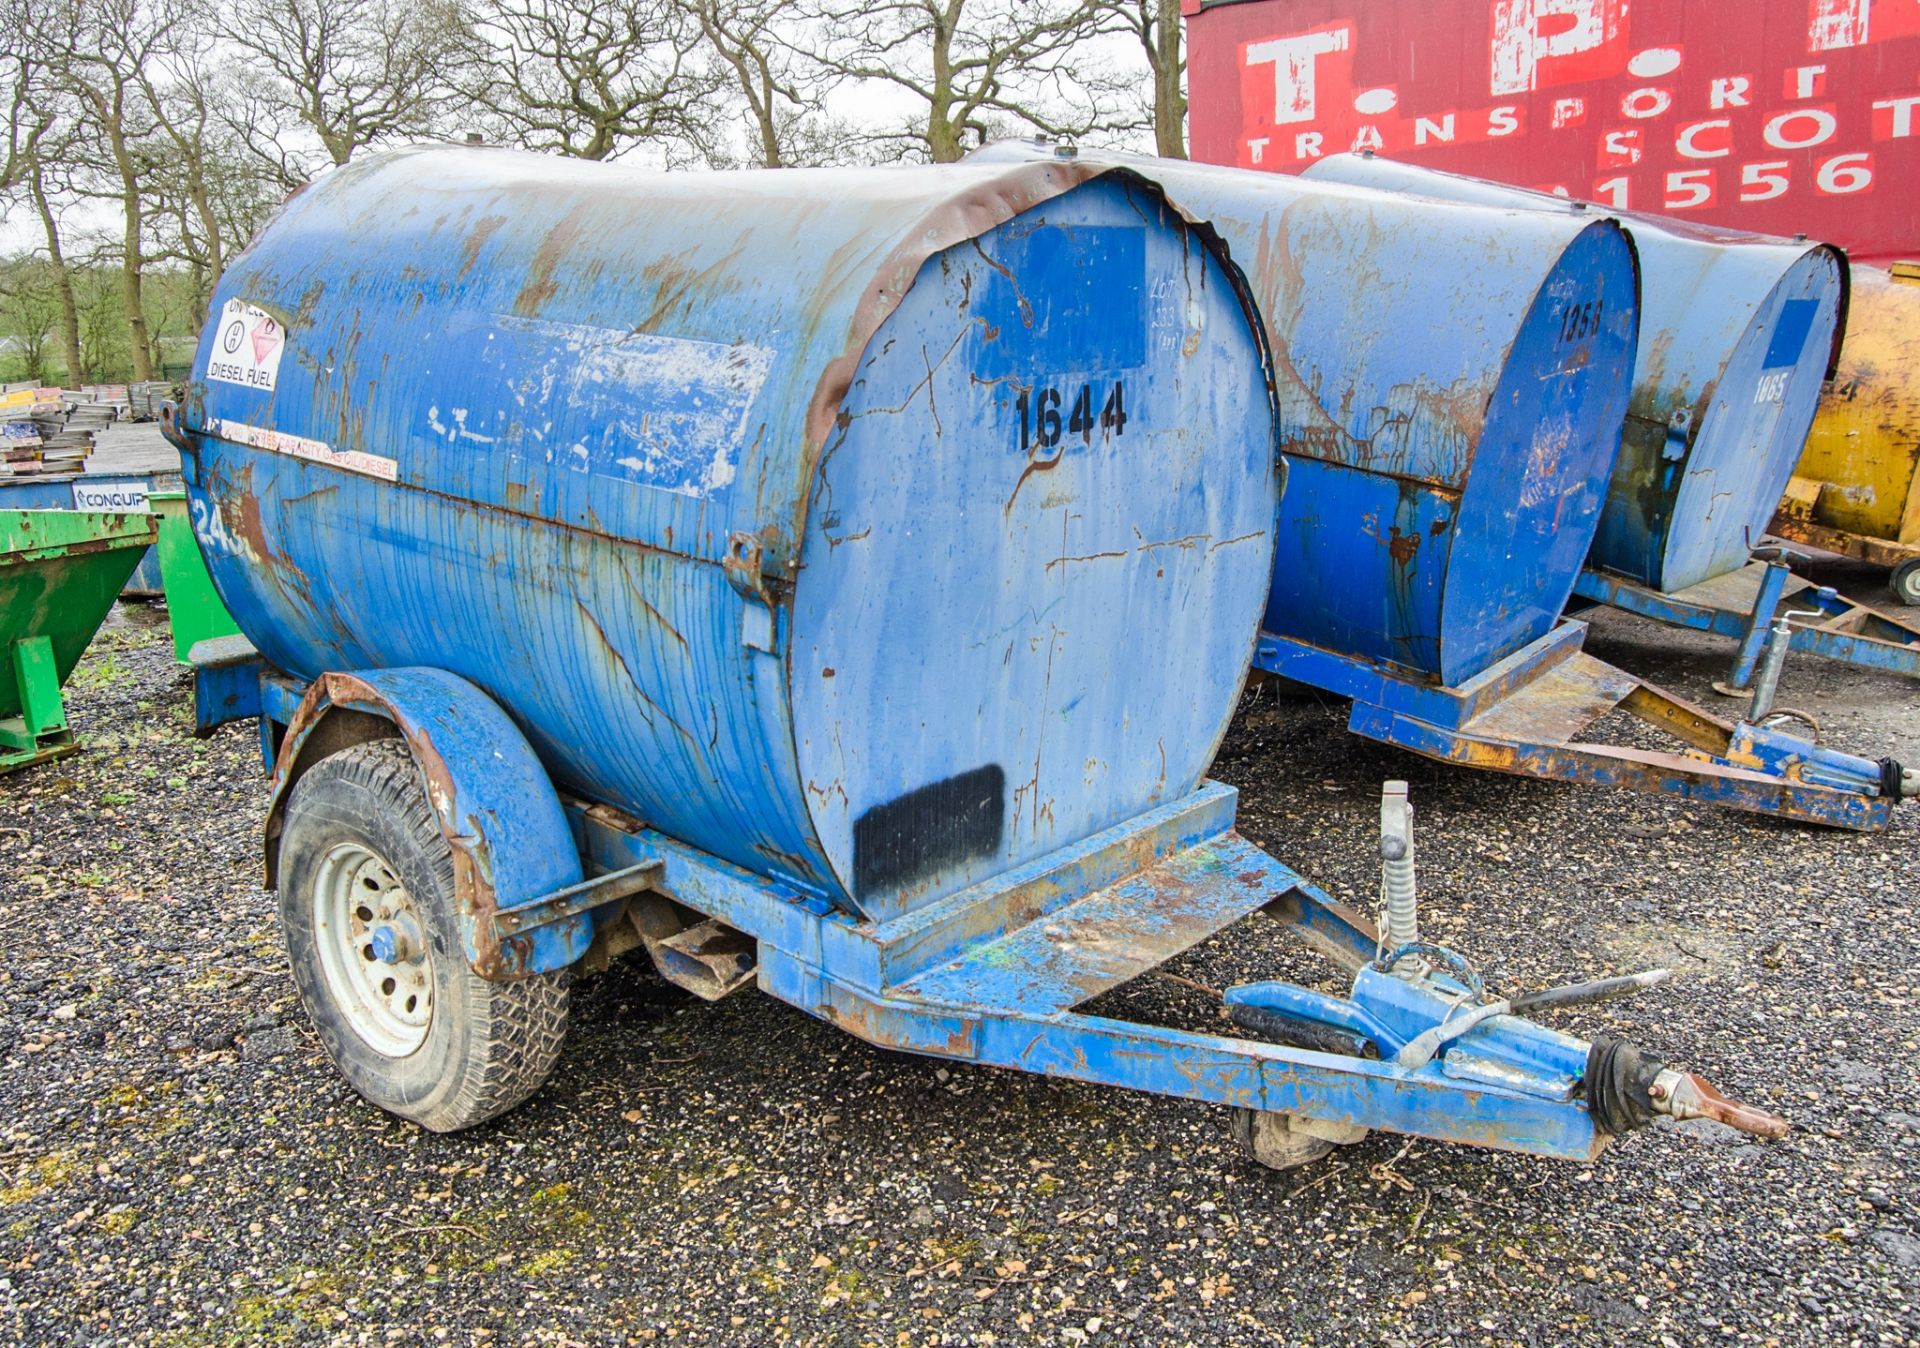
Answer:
[575, 781, 1608, 1161]
[972, 142, 1641, 689]
[178, 146, 1278, 924]
[1304, 154, 1846, 595]
[423, 313, 776, 501]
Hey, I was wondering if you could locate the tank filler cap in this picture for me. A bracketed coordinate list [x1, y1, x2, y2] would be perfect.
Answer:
[1053, 142, 1079, 160]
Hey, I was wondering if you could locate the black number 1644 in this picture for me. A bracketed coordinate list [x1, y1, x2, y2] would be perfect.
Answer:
[1015, 380, 1129, 452]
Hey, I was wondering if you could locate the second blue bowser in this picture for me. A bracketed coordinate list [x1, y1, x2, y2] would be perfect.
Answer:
[1302, 154, 1920, 693]
[1305, 151, 1845, 597]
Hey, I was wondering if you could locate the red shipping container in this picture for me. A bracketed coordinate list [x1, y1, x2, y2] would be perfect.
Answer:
[1183, 0, 1920, 263]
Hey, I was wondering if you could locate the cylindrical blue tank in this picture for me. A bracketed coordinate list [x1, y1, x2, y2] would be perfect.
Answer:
[177, 147, 1280, 924]
[1305, 154, 1846, 595]
[973, 142, 1640, 688]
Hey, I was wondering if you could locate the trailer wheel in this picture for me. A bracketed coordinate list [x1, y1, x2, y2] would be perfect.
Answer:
[277, 739, 569, 1131]
[1231, 1108, 1367, 1170]
[1891, 559, 1920, 607]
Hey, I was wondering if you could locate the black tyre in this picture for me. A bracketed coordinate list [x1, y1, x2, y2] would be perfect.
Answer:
[1891, 558, 1920, 607]
[278, 739, 569, 1131]
[1230, 1107, 1337, 1170]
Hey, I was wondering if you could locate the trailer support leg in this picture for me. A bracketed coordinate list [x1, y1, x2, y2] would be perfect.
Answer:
[1725, 559, 1793, 690]
[1571, 559, 1920, 685]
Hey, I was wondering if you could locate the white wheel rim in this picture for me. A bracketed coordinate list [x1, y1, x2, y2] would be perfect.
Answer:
[311, 842, 434, 1057]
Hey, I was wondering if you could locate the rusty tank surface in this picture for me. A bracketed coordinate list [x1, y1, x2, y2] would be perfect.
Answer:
[1773, 262, 1920, 603]
[1305, 152, 1846, 596]
[166, 147, 1792, 1165]
[173, 145, 1282, 926]
[972, 139, 1641, 688]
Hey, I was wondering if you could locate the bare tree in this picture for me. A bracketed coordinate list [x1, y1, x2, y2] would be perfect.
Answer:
[135, 54, 287, 315]
[219, 0, 466, 169]
[215, 71, 319, 193]
[1102, 0, 1183, 158]
[137, 32, 228, 299]
[20, 139, 89, 384]
[689, 0, 840, 168]
[800, 0, 1127, 163]
[460, 0, 718, 161]
[0, 7, 34, 191]
[25, 0, 177, 381]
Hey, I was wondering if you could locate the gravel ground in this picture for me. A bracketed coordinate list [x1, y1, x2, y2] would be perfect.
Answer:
[2, 575, 1917, 1347]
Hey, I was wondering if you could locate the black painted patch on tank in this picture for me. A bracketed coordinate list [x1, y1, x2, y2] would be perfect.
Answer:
[853, 765, 1005, 900]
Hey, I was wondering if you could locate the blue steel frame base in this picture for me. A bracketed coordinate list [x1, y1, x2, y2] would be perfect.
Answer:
[1573, 560, 1920, 686]
[204, 657, 1795, 1161]
[1252, 623, 1897, 831]
[570, 782, 1608, 1162]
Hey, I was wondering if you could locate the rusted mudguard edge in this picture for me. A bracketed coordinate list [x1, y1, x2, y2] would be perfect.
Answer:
[262, 668, 589, 979]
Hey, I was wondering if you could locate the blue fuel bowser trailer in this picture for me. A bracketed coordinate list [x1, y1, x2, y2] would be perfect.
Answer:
[174, 147, 1782, 1167]
[972, 140, 1908, 829]
[1307, 153, 1920, 698]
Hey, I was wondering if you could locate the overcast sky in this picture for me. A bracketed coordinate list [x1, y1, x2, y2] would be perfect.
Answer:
[1, 25, 1160, 261]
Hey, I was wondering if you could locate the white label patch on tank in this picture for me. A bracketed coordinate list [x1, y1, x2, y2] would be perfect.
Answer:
[203, 299, 287, 392]
[494, 317, 774, 498]
[206, 417, 399, 482]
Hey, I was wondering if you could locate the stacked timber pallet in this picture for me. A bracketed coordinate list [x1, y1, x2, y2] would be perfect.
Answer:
[1, 417, 46, 475]
[126, 381, 173, 421]
[36, 415, 95, 471]
[76, 384, 131, 420]
[70, 385, 127, 422]
[0, 387, 117, 476]
[0, 388, 71, 477]
[65, 394, 118, 434]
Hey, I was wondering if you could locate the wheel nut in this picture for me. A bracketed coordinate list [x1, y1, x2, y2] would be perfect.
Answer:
[369, 925, 409, 963]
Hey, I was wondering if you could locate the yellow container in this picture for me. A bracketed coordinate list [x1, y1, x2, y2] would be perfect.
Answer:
[1772, 262, 1920, 602]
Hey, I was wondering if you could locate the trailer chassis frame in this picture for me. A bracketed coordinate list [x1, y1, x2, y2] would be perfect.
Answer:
[1572, 555, 1920, 687]
[193, 650, 1788, 1163]
[1252, 619, 1900, 830]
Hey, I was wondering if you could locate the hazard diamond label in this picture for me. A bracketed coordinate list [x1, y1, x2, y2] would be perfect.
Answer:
[205, 299, 287, 392]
